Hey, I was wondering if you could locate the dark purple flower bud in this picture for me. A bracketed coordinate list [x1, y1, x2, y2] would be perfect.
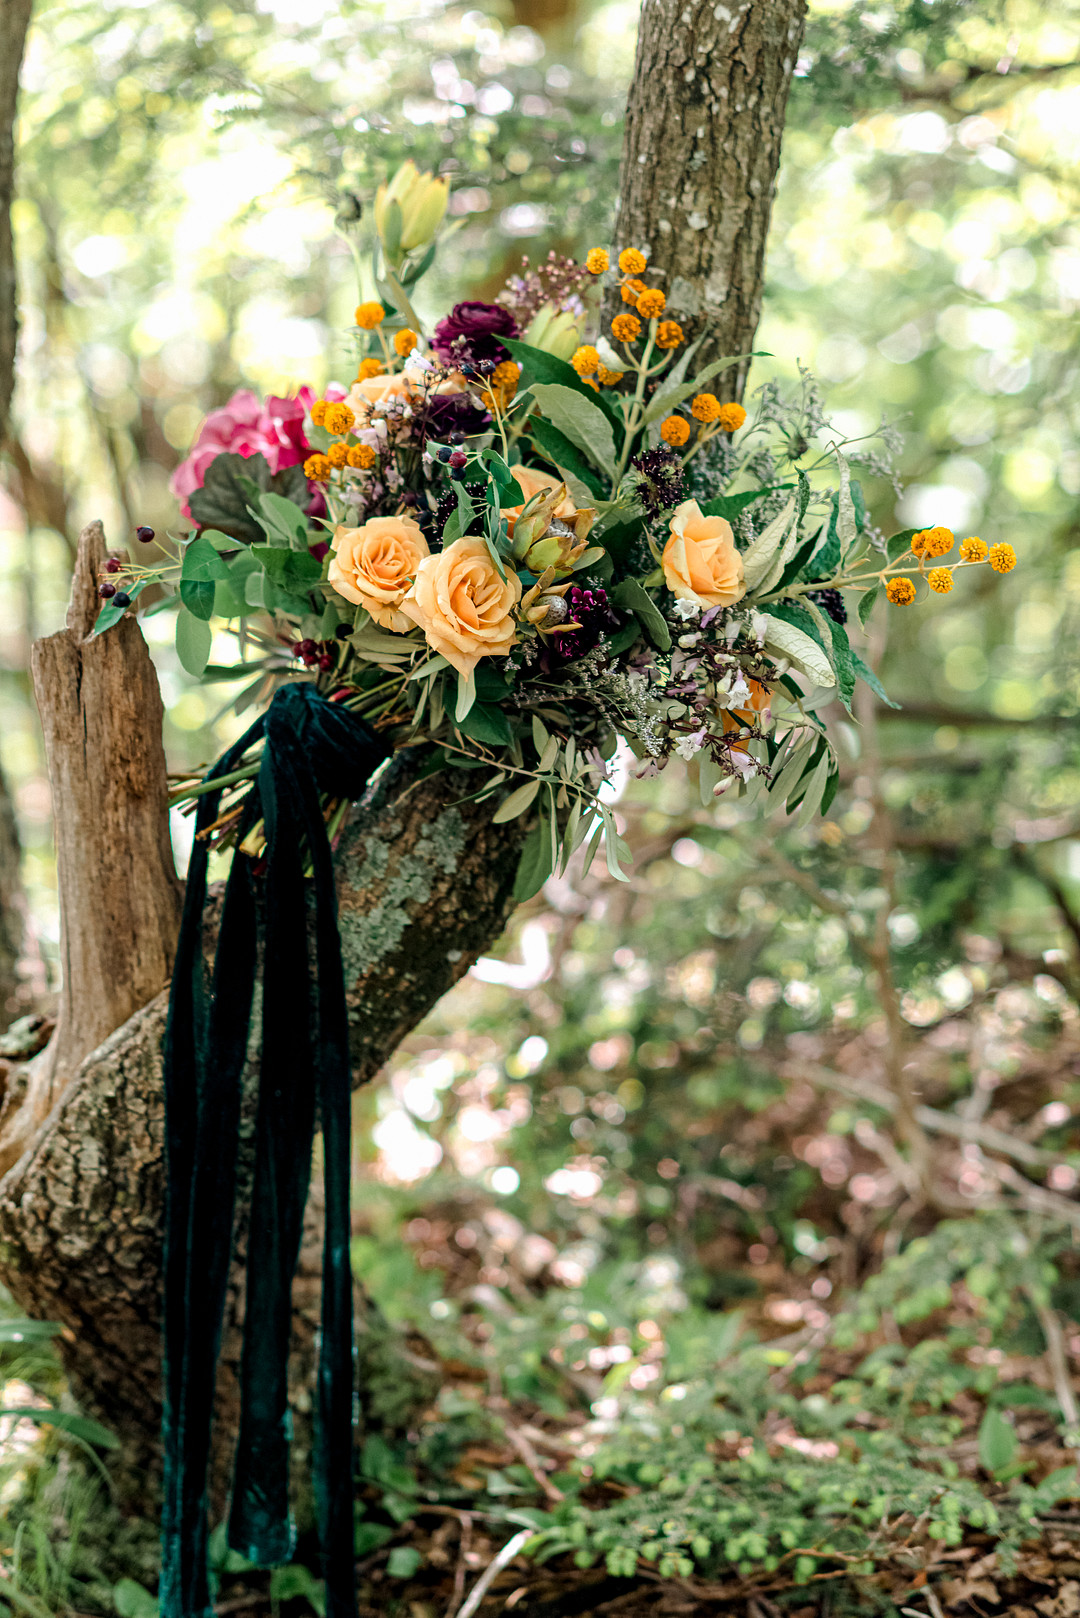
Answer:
[431, 301, 519, 367]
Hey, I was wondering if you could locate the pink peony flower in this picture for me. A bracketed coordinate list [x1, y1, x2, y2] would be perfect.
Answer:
[170, 386, 322, 517]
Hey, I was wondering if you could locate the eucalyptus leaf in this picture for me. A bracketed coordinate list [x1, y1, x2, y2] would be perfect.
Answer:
[176, 608, 213, 677]
[610, 577, 671, 651]
[493, 778, 541, 823]
[741, 498, 797, 592]
[643, 352, 754, 426]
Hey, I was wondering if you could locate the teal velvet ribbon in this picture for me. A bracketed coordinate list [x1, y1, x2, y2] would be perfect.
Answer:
[161, 683, 389, 1618]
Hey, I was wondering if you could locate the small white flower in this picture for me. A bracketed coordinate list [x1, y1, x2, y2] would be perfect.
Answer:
[672, 598, 700, 622]
[675, 728, 706, 761]
[677, 632, 701, 650]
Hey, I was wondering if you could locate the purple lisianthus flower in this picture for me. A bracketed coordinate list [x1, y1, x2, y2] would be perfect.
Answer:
[432, 301, 519, 366]
[416, 390, 492, 444]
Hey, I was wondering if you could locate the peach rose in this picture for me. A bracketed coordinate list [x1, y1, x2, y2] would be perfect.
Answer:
[662, 499, 745, 610]
[503, 465, 577, 535]
[346, 364, 466, 419]
[401, 536, 521, 679]
[328, 515, 429, 631]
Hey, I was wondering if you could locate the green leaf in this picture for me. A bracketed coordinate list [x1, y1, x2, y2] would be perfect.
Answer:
[526, 417, 605, 497]
[176, 608, 213, 677]
[113, 1579, 159, 1618]
[493, 778, 540, 823]
[186, 452, 308, 545]
[836, 451, 857, 556]
[744, 497, 799, 594]
[762, 613, 835, 688]
[887, 528, 919, 563]
[387, 1547, 422, 1580]
[252, 544, 323, 589]
[0, 1318, 62, 1342]
[179, 579, 215, 621]
[92, 578, 149, 636]
[851, 649, 900, 708]
[512, 817, 553, 899]
[527, 384, 616, 474]
[827, 618, 856, 715]
[181, 535, 231, 582]
[857, 585, 880, 628]
[502, 337, 621, 430]
[1, 1406, 119, 1449]
[610, 578, 671, 651]
[605, 620, 642, 657]
[699, 486, 791, 523]
[269, 1566, 326, 1615]
[257, 491, 309, 549]
[354, 1522, 395, 1557]
[978, 1407, 1017, 1475]
[458, 702, 513, 749]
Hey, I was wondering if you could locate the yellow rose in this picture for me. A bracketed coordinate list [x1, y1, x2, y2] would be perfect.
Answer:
[328, 515, 429, 631]
[662, 499, 745, 610]
[503, 465, 577, 535]
[401, 536, 521, 679]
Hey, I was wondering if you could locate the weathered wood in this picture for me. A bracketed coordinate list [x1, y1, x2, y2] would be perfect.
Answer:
[0, 521, 182, 1176]
[609, 0, 808, 392]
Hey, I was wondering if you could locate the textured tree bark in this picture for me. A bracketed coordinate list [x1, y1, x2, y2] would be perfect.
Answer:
[609, 0, 808, 394]
[0, 0, 33, 439]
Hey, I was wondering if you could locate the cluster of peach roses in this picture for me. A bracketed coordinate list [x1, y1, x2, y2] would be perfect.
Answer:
[328, 470, 746, 679]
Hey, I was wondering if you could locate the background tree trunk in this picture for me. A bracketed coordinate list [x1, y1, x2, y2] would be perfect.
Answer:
[0, 0, 805, 1514]
[609, 0, 808, 395]
[0, 0, 33, 439]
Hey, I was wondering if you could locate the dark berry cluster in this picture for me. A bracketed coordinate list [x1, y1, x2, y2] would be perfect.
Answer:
[547, 585, 621, 663]
[806, 587, 847, 624]
[631, 445, 686, 516]
[295, 638, 337, 672]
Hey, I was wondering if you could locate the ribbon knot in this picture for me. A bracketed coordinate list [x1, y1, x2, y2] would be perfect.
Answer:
[160, 685, 389, 1618]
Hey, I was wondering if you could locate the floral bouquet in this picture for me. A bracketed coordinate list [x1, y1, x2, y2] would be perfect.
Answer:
[98, 160, 1016, 899]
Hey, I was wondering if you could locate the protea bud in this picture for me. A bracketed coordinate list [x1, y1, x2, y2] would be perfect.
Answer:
[522, 302, 586, 361]
[375, 162, 450, 263]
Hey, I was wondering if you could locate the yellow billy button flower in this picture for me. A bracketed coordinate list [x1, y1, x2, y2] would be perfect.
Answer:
[347, 443, 376, 470]
[323, 402, 355, 437]
[327, 442, 350, 469]
[394, 328, 419, 357]
[655, 320, 684, 350]
[960, 536, 988, 563]
[912, 525, 953, 559]
[661, 415, 690, 447]
[571, 344, 601, 377]
[355, 302, 385, 330]
[691, 393, 722, 423]
[303, 453, 332, 481]
[585, 248, 610, 274]
[717, 402, 747, 432]
[611, 312, 642, 343]
[927, 567, 953, 594]
[621, 277, 646, 305]
[618, 248, 647, 275]
[492, 359, 521, 390]
[989, 542, 1017, 573]
[356, 357, 383, 381]
[885, 577, 917, 605]
[310, 399, 330, 428]
[636, 288, 666, 319]
[597, 364, 624, 386]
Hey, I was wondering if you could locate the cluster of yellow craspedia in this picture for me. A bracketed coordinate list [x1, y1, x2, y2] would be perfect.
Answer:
[621, 278, 647, 305]
[303, 453, 332, 481]
[356, 356, 384, 382]
[636, 288, 666, 320]
[585, 248, 609, 275]
[394, 328, 418, 356]
[661, 416, 691, 447]
[618, 248, 647, 275]
[571, 344, 601, 378]
[611, 311, 642, 344]
[354, 302, 385, 330]
[347, 443, 377, 470]
[660, 399, 746, 449]
[597, 364, 624, 386]
[886, 529, 1017, 605]
[655, 320, 684, 350]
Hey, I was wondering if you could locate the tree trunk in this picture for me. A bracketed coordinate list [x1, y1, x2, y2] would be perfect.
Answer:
[0, 0, 33, 440]
[0, 0, 805, 1519]
[610, 0, 808, 394]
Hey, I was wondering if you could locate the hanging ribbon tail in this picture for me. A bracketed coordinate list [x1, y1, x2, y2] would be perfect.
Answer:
[225, 686, 390, 1608]
[161, 716, 266, 1618]
[161, 685, 389, 1618]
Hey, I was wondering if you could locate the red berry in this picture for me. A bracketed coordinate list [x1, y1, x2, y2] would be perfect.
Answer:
[99, 581, 116, 599]
[136, 525, 155, 543]
[105, 557, 123, 574]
